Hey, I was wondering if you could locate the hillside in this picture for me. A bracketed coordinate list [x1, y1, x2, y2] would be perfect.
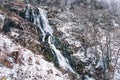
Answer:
[0, 0, 120, 80]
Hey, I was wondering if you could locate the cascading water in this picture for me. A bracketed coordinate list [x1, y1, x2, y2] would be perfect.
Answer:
[38, 8, 75, 73]
[25, 3, 76, 74]
[33, 11, 46, 42]
[25, 3, 30, 20]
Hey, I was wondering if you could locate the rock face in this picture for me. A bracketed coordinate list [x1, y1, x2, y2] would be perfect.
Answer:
[0, 1, 79, 80]
[44, 0, 120, 80]
[0, 1, 73, 80]
[0, 0, 120, 80]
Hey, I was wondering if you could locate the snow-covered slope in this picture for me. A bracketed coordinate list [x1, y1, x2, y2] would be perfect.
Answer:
[0, 33, 69, 80]
[0, 0, 120, 80]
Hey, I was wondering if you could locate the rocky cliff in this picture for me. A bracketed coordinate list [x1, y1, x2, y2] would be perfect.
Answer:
[0, 0, 120, 80]
[0, 1, 75, 80]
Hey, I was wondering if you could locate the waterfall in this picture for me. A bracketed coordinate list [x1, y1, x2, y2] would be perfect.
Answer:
[38, 8, 53, 35]
[38, 8, 75, 73]
[35, 14, 46, 42]
[48, 35, 75, 73]
[25, 3, 76, 74]
[25, 3, 30, 20]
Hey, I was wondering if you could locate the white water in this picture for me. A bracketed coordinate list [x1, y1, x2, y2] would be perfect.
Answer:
[35, 15, 46, 42]
[38, 8, 53, 35]
[48, 35, 75, 72]
[25, 3, 75, 74]
[38, 8, 75, 73]
[0, 14, 5, 29]
[25, 3, 30, 19]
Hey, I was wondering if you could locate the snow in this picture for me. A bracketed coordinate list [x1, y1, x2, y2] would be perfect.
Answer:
[0, 33, 70, 80]
[73, 50, 86, 62]
[113, 69, 120, 80]
[0, 14, 5, 20]
[58, 22, 81, 47]
[10, 32, 19, 38]
[113, 52, 120, 80]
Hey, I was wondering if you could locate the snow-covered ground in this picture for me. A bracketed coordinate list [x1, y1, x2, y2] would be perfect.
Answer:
[57, 11, 81, 48]
[0, 33, 70, 80]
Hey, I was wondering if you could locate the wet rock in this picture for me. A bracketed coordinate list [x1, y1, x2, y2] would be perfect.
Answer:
[41, 42, 56, 62]
[2, 17, 13, 33]
[47, 69, 53, 74]
[10, 51, 19, 63]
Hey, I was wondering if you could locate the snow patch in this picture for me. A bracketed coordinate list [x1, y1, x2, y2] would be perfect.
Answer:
[0, 33, 70, 80]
